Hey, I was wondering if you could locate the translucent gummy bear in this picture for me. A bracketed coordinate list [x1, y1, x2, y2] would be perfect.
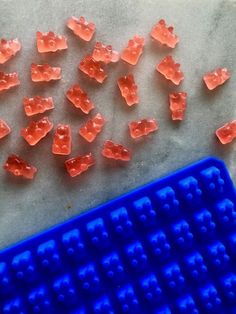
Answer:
[150, 19, 179, 48]
[216, 120, 236, 144]
[79, 55, 107, 83]
[121, 35, 145, 65]
[4, 154, 37, 179]
[23, 96, 54, 116]
[65, 153, 95, 177]
[129, 118, 158, 138]
[66, 84, 94, 114]
[156, 55, 184, 85]
[52, 124, 72, 155]
[31, 63, 61, 82]
[67, 16, 95, 41]
[117, 74, 139, 106]
[169, 92, 187, 120]
[79, 113, 105, 142]
[0, 71, 20, 92]
[0, 38, 21, 64]
[102, 140, 131, 161]
[203, 68, 230, 90]
[36, 31, 68, 53]
[0, 119, 11, 139]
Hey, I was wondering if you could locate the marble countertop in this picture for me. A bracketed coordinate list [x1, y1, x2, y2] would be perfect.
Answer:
[0, 0, 236, 249]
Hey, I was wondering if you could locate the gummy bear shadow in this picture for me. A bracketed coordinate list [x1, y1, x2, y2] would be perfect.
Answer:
[199, 81, 226, 102]
[212, 135, 235, 158]
[148, 39, 175, 57]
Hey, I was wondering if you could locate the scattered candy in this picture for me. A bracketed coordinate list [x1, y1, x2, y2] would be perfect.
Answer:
[21, 116, 53, 146]
[0, 38, 21, 64]
[216, 120, 236, 144]
[66, 84, 94, 114]
[117, 74, 139, 106]
[156, 55, 184, 85]
[23, 96, 54, 116]
[92, 42, 119, 64]
[65, 153, 95, 177]
[102, 140, 131, 161]
[31, 63, 61, 82]
[0, 119, 11, 139]
[203, 68, 230, 90]
[129, 118, 158, 139]
[79, 113, 105, 142]
[67, 16, 95, 41]
[121, 35, 145, 65]
[3, 154, 37, 179]
[36, 31, 68, 53]
[0, 71, 20, 92]
[150, 19, 179, 48]
[79, 55, 107, 83]
[169, 92, 187, 120]
[52, 124, 72, 155]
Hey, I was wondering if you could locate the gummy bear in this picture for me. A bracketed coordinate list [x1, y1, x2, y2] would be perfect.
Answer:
[21, 117, 53, 146]
[92, 42, 119, 64]
[121, 35, 145, 65]
[23, 96, 54, 116]
[169, 92, 187, 120]
[79, 55, 107, 83]
[203, 68, 230, 90]
[156, 55, 184, 85]
[216, 120, 236, 144]
[67, 16, 95, 41]
[102, 140, 131, 161]
[66, 84, 94, 114]
[129, 118, 158, 139]
[79, 113, 105, 142]
[3, 154, 37, 179]
[117, 74, 139, 106]
[52, 124, 72, 155]
[0, 119, 11, 139]
[0, 71, 20, 92]
[65, 153, 95, 177]
[0, 38, 21, 64]
[150, 19, 179, 48]
[36, 31, 68, 53]
[31, 63, 61, 82]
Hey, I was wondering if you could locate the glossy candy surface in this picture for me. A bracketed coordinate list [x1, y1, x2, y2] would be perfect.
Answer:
[203, 68, 230, 90]
[121, 35, 144, 65]
[102, 140, 131, 161]
[67, 16, 95, 41]
[3, 154, 37, 179]
[150, 19, 179, 48]
[117, 74, 139, 106]
[129, 118, 158, 138]
[36, 31, 68, 53]
[216, 120, 236, 144]
[66, 84, 94, 114]
[156, 55, 184, 85]
[0, 71, 20, 92]
[0, 38, 21, 64]
[79, 55, 107, 83]
[79, 113, 105, 142]
[23, 96, 54, 116]
[65, 153, 95, 177]
[92, 42, 119, 64]
[31, 63, 61, 82]
[52, 124, 72, 155]
[21, 117, 53, 146]
[169, 92, 187, 120]
[0, 119, 11, 139]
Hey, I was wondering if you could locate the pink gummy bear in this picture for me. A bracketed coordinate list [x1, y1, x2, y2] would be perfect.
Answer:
[36, 31, 68, 53]
[79, 55, 107, 83]
[31, 63, 61, 82]
[156, 55, 184, 85]
[117, 74, 139, 106]
[102, 140, 131, 161]
[150, 19, 179, 48]
[52, 124, 72, 155]
[92, 42, 119, 64]
[0, 38, 21, 64]
[121, 35, 145, 65]
[66, 84, 94, 114]
[0, 119, 11, 139]
[203, 68, 230, 90]
[65, 153, 95, 177]
[169, 92, 187, 120]
[67, 16, 95, 41]
[79, 113, 105, 142]
[0, 72, 20, 92]
[4, 154, 37, 179]
[23, 96, 54, 116]
[21, 116, 53, 146]
[129, 119, 158, 139]
[216, 120, 236, 144]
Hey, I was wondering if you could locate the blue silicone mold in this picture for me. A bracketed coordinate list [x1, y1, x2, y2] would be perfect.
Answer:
[1, 157, 236, 314]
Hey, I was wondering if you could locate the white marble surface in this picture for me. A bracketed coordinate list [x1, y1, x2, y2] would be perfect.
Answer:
[0, 0, 236, 249]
